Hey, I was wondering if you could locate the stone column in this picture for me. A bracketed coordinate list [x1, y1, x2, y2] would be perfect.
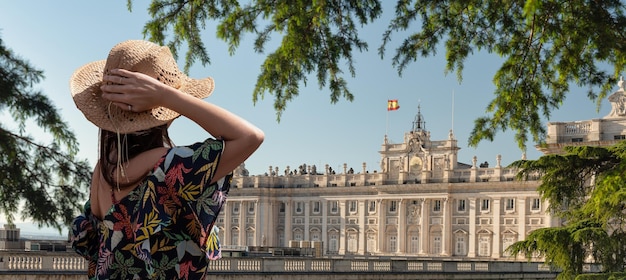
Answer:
[265, 200, 274, 246]
[518, 198, 526, 244]
[253, 200, 259, 246]
[304, 202, 310, 241]
[339, 200, 347, 254]
[285, 201, 292, 246]
[468, 198, 476, 257]
[378, 200, 386, 253]
[322, 200, 328, 253]
[419, 199, 429, 255]
[223, 202, 232, 245]
[397, 199, 406, 254]
[238, 201, 245, 246]
[358, 200, 366, 254]
[442, 197, 451, 256]
[492, 198, 501, 258]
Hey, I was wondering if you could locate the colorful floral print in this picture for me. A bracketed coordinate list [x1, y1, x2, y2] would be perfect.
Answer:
[71, 139, 231, 279]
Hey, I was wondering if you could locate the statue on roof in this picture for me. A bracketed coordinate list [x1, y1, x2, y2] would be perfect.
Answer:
[607, 76, 626, 118]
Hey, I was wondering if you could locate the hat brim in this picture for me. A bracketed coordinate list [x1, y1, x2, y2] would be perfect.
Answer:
[70, 60, 215, 133]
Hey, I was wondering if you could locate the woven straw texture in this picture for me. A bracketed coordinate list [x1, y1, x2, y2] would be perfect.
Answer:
[70, 40, 214, 133]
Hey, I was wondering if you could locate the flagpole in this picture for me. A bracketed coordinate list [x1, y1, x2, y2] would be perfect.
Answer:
[451, 90, 455, 132]
[386, 104, 389, 137]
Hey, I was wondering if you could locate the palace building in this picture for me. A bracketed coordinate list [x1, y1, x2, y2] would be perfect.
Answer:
[216, 78, 626, 260]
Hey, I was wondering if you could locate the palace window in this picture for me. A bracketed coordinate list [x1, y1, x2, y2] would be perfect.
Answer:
[478, 236, 491, 256]
[231, 230, 239, 246]
[312, 201, 321, 214]
[505, 198, 515, 211]
[347, 233, 358, 253]
[615, 135, 626, 140]
[368, 201, 376, 213]
[388, 235, 397, 252]
[329, 234, 338, 253]
[409, 234, 420, 253]
[295, 202, 304, 214]
[311, 231, 320, 241]
[246, 231, 254, 246]
[455, 236, 466, 256]
[502, 236, 516, 257]
[279, 202, 285, 213]
[531, 198, 541, 211]
[248, 202, 255, 214]
[457, 199, 466, 212]
[431, 235, 442, 254]
[294, 231, 303, 241]
[433, 200, 441, 212]
[349, 201, 357, 213]
[367, 233, 378, 253]
[481, 199, 490, 212]
[330, 201, 338, 214]
[278, 232, 284, 247]
[232, 202, 240, 214]
[389, 201, 397, 213]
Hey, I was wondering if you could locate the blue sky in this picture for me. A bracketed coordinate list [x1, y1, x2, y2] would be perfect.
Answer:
[0, 2, 614, 234]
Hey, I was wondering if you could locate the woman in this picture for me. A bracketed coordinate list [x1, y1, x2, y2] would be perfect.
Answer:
[70, 40, 264, 279]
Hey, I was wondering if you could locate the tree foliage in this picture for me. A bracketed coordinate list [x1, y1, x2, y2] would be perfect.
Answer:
[0, 37, 91, 231]
[508, 142, 626, 279]
[129, 0, 626, 151]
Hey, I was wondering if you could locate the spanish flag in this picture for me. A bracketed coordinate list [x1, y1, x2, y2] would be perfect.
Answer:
[387, 99, 400, 111]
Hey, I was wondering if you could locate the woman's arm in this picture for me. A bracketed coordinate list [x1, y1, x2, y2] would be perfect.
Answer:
[100, 68, 264, 183]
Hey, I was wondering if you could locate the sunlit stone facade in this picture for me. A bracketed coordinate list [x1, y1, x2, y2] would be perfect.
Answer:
[216, 79, 626, 259]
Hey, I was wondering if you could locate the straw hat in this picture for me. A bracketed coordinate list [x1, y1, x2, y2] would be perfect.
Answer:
[70, 40, 214, 133]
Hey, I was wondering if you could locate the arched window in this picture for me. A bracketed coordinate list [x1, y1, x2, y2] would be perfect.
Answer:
[246, 230, 255, 246]
[410, 235, 420, 253]
[231, 228, 240, 246]
[501, 230, 518, 257]
[477, 229, 493, 257]
[388, 235, 397, 252]
[310, 228, 321, 241]
[366, 231, 377, 253]
[347, 232, 358, 253]
[431, 235, 442, 254]
[456, 236, 466, 255]
[478, 236, 491, 256]
[408, 229, 420, 253]
[293, 228, 303, 241]
[454, 229, 468, 256]
[277, 229, 284, 247]
[328, 232, 339, 253]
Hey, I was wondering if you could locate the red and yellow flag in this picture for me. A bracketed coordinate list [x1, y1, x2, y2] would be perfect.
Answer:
[387, 99, 400, 111]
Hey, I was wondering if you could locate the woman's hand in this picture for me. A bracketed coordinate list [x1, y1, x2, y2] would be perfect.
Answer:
[100, 68, 172, 112]
[101, 68, 264, 183]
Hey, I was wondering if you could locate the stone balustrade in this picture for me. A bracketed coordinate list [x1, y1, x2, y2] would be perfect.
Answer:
[231, 165, 528, 189]
[1, 250, 606, 279]
[0, 250, 586, 278]
[0, 251, 86, 272]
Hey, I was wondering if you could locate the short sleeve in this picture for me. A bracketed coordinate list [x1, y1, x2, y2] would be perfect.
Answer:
[176, 139, 232, 259]
[134, 138, 232, 259]
[70, 201, 99, 262]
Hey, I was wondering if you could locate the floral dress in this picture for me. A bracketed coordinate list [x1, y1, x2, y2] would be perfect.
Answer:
[71, 139, 231, 280]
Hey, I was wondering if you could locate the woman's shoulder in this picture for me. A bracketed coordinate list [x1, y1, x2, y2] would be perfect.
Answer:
[166, 138, 223, 159]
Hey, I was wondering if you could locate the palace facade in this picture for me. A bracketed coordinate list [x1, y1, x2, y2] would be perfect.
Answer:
[215, 78, 626, 260]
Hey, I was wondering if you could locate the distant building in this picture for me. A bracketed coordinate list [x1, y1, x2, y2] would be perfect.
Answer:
[540, 76, 626, 154]
[219, 107, 549, 260]
[0, 224, 68, 252]
[217, 79, 626, 260]
[0, 224, 22, 250]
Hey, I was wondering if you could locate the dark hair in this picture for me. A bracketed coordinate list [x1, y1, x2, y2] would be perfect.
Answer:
[99, 124, 172, 189]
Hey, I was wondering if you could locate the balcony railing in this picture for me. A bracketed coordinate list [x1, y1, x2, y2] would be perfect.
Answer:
[0, 251, 600, 276]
